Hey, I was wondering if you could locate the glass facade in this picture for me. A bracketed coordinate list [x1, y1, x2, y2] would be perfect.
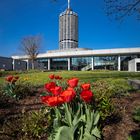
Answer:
[120, 54, 140, 71]
[94, 56, 118, 70]
[71, 57, 91, 70]
[37, 58, 48, 69]
[36, 54, 140, 71]
[51, 58, 68, 70]
[137, 63, 140, 71]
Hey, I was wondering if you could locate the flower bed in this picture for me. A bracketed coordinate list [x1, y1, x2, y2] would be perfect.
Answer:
[40, 74, 101, 140]
[0, 73, 139, 140]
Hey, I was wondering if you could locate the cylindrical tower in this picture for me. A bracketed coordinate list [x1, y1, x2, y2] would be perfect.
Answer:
[59, 7, 78, 50]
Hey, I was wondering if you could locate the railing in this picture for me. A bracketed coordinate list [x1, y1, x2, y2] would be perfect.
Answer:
[81, 64, 92, 71]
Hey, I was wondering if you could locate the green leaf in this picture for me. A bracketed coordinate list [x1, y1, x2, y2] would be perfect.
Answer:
[79, 126, 84, 140]
[91, 127, 101, 138]
[65, 103, 72, 127]
[83, 131, 97, 140]
[54, 126, 73, 140]
[93, 111, 100, 126]
[73, 103, 81, 126]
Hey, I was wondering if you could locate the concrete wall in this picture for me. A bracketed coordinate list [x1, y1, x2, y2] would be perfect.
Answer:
[128, 59, 136, 72]
[129, 58, 140, 72]
[0, 56, 13, 70]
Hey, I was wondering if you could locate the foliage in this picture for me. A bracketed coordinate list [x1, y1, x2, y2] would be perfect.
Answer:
[0, 109, 50, 140]
[132, 106, 140, 122]
[106, 79, 132, 97]
[93, 79, 132, 99]
[41, 74, 101, 140]
[93, 79, 131, 121]
[21, 109, 50, 139]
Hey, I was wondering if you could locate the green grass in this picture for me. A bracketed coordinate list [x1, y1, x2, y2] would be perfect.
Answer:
[0, 71, 140, 86]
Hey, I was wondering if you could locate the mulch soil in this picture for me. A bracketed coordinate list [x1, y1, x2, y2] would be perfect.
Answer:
[0, 92, 140, 140]
[103, 92, 140, 140]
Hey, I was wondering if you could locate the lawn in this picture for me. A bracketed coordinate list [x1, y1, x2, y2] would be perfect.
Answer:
[0, 70, 140, 85]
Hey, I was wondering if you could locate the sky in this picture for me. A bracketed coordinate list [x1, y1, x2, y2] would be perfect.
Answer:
[0, 0, 140, 57]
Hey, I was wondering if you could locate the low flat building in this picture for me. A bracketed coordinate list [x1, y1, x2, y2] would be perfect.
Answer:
[12, 47, 140, 71]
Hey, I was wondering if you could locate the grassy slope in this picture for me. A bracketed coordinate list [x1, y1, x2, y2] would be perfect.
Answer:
[0, 71, 140, 86]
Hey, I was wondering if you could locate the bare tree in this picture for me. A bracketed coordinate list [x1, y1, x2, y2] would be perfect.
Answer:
[105, 0, 140, 20]
[21, 35, 42, 69]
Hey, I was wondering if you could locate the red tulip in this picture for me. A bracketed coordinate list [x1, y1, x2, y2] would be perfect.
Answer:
[12, 76, 19, 83]
[67, 78, 79, 88]
[42, 96, 64, 107]
[67, 87, 76, 94]
[55, 75, 62, 80]
[80, 90, 93, 102]
[61, 89, 76, 103]
[41, 95, 50, 103]
[49, 74, 55, 79]
[50, 86, 62, 95]
[81, 83, 90, 90]
[5, 75, 14, 82]
[44, 82, 56, 92]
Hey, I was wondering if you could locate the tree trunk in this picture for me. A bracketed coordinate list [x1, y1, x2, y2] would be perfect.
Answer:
[32, 60, 35, 70]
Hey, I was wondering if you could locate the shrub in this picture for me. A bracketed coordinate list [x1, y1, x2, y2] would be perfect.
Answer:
[132, 106, 140, 122]
[92, 79, 131, 121]
[93, 79, 132, 99]
[106, 79, 132, 97]
[0, 109, 50, 140]
[93, 80, 115, 121]
[21, 109, 50, 139]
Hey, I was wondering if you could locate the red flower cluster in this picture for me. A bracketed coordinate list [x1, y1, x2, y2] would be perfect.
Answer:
[41, 76, 93, 107]
[49, 74, 62, 80]
[80, 83, 93, 102]
[5, 75, 19, 83]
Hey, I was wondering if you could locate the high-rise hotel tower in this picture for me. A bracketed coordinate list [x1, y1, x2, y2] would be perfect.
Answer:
[59, 0, 78, 50]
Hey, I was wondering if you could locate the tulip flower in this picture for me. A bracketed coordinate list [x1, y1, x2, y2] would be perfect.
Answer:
[55, 75, 62, 80]
[44, 82, 56, 92]
[42, 96, 64, 107]
[80, 90, 93, 102]
[49, 74, 55, 79]
[61, 89, 76, 103]
[67, 78, 79, 88]
[50, 86, 62, 95]
[5, 75, 14, 82]
[81, 83, 90, 90]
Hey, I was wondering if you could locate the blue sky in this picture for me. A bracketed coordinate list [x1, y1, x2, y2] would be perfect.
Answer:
[0, 0, 140, 57]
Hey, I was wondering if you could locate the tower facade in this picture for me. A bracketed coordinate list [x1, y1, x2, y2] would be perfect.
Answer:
[59, 1, 78, 50]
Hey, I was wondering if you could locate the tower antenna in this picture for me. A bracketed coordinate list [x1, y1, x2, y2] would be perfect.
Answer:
[68, 0, 70, 9]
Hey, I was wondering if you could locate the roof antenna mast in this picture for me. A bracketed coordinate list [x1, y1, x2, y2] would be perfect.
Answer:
[68, 0, 70, 9]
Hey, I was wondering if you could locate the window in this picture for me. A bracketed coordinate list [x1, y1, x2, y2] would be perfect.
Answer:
[137, 63, 140, 71]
